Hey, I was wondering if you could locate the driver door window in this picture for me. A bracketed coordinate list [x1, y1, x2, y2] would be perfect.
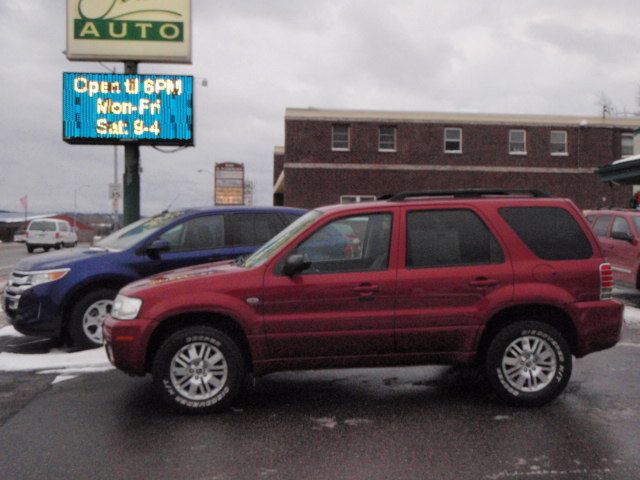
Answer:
[292, 213, 392, 274]
[159, 215, 225, 252]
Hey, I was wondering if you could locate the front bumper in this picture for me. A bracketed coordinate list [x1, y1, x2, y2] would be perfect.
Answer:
[3, 280, 62, 337]
[571, 299, 624, 357]
[103, 316, 154, 376]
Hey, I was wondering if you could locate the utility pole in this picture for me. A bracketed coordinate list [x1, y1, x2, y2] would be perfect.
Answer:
[123, 61, 140, 225]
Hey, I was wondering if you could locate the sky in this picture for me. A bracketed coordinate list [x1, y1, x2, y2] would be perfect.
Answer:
[1, 0, 640, 215]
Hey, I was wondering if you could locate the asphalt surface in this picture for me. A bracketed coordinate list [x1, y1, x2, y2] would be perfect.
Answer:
[0, 330, 638, 480]
[1, 242, 639, 479]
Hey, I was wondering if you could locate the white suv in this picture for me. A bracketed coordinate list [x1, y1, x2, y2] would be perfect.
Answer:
[26, 219, 78, 253]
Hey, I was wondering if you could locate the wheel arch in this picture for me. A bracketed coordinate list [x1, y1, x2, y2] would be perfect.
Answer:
[477, 304, 578, 363]
[144, 311, 254, 374]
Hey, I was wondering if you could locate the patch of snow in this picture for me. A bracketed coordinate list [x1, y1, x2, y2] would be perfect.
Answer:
[51, 374, 79, 385]
[0, 326, 21, 337]
[343, 418, 373, 426]
[624, 306, 640, 326]
[0, 347, 112, 372]
[612, 153, 640, 165]
[493, 415, 513, 421]
[311, 417, 338, 429]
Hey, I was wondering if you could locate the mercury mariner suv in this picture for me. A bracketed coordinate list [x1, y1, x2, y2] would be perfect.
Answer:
[104, 190, 623, 412]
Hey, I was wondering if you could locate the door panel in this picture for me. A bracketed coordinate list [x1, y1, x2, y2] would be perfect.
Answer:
[262, 211, 398, 358]
[396, 207, 513, 353]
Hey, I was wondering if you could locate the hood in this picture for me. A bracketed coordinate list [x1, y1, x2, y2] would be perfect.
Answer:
[125, 259, 239, 291]
[14, 247, 114, 272]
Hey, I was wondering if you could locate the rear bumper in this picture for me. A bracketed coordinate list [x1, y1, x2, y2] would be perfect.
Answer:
[571, 300, 624, 357]
[103, 316, 153, 376]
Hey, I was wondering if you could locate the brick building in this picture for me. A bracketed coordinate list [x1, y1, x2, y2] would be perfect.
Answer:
[273, 108, 640, 209]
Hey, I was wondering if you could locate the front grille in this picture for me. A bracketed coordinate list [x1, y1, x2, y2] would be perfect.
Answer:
[4, 271, 33, 311]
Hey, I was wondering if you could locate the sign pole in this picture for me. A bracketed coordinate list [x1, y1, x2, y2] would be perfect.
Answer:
[123, 61, 140, 226]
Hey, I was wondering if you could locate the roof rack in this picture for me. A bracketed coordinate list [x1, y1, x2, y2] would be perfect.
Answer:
[387, 189, 550, 202]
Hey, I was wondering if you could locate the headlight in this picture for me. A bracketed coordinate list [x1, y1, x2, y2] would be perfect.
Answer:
[111, 295, 143, 320]
[26, 269, 70, 287]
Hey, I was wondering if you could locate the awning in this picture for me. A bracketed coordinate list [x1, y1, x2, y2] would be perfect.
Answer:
[598, 154, 640, 184]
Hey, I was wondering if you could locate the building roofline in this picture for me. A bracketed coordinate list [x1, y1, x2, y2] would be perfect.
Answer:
[285, 107, 640, 128]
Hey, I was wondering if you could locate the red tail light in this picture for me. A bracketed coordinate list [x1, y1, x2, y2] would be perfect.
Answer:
[600, 263, 613, 300]
[55, 232, 60, 239]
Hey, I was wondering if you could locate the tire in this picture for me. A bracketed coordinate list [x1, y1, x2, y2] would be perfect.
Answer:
[27, 245, 34, 253]
[152, 326, 246, 414]
[44, 247, 51, 252]
[485, 321, 572, 407]
[54, 243, 61, 250]
[68, 288, 118, 349]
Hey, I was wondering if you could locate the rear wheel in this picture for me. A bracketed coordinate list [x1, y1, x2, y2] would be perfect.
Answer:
[44, 246, 51, 252]
[485, 320, 572, 407]
[27, 245, 34, 253]
[152, 326, 246, 413]
[68, 288, 118, 349]
[54, 243, 61, 250]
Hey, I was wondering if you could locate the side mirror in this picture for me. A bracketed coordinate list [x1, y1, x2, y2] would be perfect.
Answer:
[611, 230, 635, 243]
[146, 239, 171, 259]
[282, 253, 311, 277]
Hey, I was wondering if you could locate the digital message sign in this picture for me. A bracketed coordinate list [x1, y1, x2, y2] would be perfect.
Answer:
[63, 72, 193, 145]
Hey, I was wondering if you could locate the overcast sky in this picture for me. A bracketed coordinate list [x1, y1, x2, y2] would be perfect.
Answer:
[1, 0, 640, 215]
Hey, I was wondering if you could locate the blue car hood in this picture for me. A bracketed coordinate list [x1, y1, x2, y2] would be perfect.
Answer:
[14, 247, 115, 272]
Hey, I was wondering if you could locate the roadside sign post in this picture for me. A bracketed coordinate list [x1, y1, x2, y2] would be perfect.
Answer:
[64, 0, 192, 225]
[123, 62, 140, 226]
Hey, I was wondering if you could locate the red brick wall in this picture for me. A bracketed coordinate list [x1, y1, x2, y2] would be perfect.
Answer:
[280, 118, 634, 209]
[273, 151, 285, 184]
[282, 167, 631, 210]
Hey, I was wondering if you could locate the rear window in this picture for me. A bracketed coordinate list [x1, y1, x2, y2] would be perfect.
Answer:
[593, 215, 612, 237]
[499, 207, 593, 260]
[28, 221, 55, 232]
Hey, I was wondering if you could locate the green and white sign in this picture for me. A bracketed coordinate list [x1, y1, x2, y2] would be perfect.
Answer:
[66, 0, 191, 63]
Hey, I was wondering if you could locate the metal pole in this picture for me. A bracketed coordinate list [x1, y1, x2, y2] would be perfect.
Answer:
[123, 61, 140, 225]
[113, 145, 119, 230]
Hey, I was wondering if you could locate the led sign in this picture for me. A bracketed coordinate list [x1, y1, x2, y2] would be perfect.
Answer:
[63, 72, 193, 145]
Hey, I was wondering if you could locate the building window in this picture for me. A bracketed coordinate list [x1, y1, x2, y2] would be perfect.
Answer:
[332, 125, 350, 151]
[340, 195, 377, 204]
[509, 130, 526, 155]
[622, 133, 634, 157]
[550, 130, 568, 155]
[379, 126, 396, 152]
[444, 128, 462, 153]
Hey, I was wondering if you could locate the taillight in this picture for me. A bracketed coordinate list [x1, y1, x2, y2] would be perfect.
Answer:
[25, 232, 29, 238]
[55, 232, 60, 239]
[600, 263, 613, 300]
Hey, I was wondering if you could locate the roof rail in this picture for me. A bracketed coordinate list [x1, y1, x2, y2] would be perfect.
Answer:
[387, 189, 550, 202]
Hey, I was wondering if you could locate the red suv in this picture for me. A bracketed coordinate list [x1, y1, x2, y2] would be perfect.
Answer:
[104, 190, 623, 412]
[584, 209, 640, 289]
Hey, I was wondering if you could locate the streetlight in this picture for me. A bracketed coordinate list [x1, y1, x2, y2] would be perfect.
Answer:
[73, 185, 90, 231]
[197, 169, 215, 204]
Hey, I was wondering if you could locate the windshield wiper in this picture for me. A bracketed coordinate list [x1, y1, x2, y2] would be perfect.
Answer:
[234, 254, 248, 266]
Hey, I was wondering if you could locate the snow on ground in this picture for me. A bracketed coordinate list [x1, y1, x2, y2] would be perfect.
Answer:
[624, 306, 640, 326]
[0, 325, 20, 337]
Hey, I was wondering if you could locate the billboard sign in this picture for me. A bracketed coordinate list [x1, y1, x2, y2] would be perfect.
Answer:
[66, 0, 191, 63]
[63, 72, 194, 145]
[215, 163, 244, 205]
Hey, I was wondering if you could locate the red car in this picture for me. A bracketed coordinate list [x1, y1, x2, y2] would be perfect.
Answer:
[584, 209, 640, 289]
[105, 190, 623, 412]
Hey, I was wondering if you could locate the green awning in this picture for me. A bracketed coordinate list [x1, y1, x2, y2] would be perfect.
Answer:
[598, 155, 640, 184]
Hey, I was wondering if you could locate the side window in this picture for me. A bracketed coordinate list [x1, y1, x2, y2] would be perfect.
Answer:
[593, 215, 612, 237]
[291, 213, 393, 274]
[59, 222, 69, 232]
[406, 209, 504, 268]
[611, 217, 633, 238]
[158, 215, 225, 252]
[255, 214, 283, 244]
[500, 207, 593, 260]
[282, 213, 300, 225]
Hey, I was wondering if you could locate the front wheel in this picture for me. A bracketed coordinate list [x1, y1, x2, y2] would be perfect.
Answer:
[68, 288, 117, 349]
[152, 326, 246, 413]
[485, 321, 572, 407]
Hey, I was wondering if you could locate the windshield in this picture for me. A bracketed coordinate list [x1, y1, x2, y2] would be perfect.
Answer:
[96, 211, 185, 251]
[243, 210, 323, 268]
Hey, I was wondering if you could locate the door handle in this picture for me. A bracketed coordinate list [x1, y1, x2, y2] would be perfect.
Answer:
[354, 283, 379, 300]
[469, 277, 498, 287]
